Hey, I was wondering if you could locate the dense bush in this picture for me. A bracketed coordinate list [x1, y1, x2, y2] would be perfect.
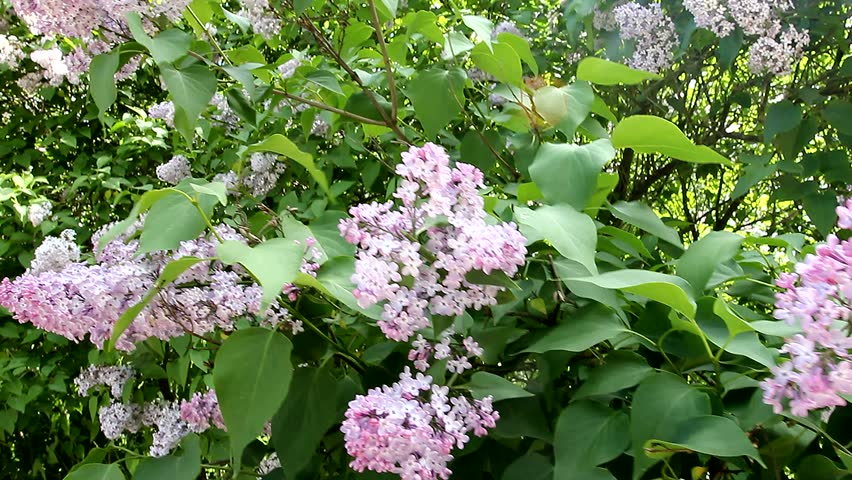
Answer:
[0, 0, 851, 479]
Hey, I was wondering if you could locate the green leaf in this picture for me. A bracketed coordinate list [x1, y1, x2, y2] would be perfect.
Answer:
[272, 366, 339, 477]
[675, 231, 743, 294]
[189, 181, 228, 206]
[576, 57, 662, 85]
[405, 68, 466, 139]
[565, 270, 696, 319]
[462, 15, 493, 48]
[612, 115, 733, 166]
[797, 455, 848, 480]
[804, 190, 839, 236]
[514, 205, 598, 275]
[533, 82, 594, 137]
[644, 416, 763, 466]
[465, 269, 520, 290]
[466, 372, 533, 402]
[96, 189, 177, 252]
[89, 52, 119, 117]
[574, 351, 654, 399]
[822, 100, 852, 136]
[311, 257, 383, 319]
[696, 298, 776, 367]
[471, 41, 522, 86]
[213, 328, 294, 470]
[404, 11, 444, 43]
[631, 372, 710, 480]
[216, 239, 304, 308]
[765, 100, 803, 143]
[524, 304, 628, 354]
[555, 401, 630, 479]
[64, 464, 124, 480]
[497, 33, 538, 74]
[502, 453, 553, 480]
[529, 140, 615, 210]
[732, 161, 777, 199]
[246, 134, 331, 197]
[608, 201, 683, 248]
[280, 211, 355, 262]
[107, 257, 207, 351]
[138, 190, 215, 254]
[304, 70, 344, 95]
[133, 435, 201, 480]
[161, 63, 217, 142]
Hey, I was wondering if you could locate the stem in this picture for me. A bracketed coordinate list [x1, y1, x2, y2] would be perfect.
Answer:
[367, 0, 399, 120]
[272, 88, 386, 125]
[187, 6, 232, 65]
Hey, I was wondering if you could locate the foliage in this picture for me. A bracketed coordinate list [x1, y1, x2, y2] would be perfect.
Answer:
[0, 0, 850, 479]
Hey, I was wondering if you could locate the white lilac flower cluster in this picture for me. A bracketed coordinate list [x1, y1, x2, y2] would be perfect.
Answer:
[682, 0, 809, 75]
[156, 155, 191, 185]
[74, 364, 226, 457]
[27, 201, 52, 227]
[339, 143, 527, 342]
[238, 0, 281, 40]
[341, 367, 499, 480]
[74, 364, 135, 399]
[98, 396, 223, 457]
[28, 229, 80, 275]
[0, 34, 25, 68]
[492, 20, 525, 40]
[278, 58, 301, 79]
[0, 221, 301, 351]
[215, 152, 286, 198]
[148, 101, 176, 128]
[612, 2, 678, 73]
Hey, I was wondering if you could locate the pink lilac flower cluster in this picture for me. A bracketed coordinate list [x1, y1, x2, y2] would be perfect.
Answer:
[338, 143, 526, 342]
[761, 199, 852, 417]
[0, 221, 300, 351]
[180, 389, 226, 433]
[9, 0, 189, 86]
[10, 0, 189, 39]
[612, 2, 678, 73]
[409, 328, 484, 374]
[341, 368, 499, 480]
[681, 0, 808, 75]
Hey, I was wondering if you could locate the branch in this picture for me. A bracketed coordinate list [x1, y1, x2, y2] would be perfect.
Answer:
[367, 0, 399, 120]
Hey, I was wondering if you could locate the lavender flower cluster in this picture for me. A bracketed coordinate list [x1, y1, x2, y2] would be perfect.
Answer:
[683, 0, 809, 75]
[408, 328, 484, 374]
[214, 152, 286, 198]
[9, 0, 190, 89]
[76, 366, 225, 456]
[612, 2, 678, 73]
[761, 200, 852, 417]
[339, 143, 527, 342]
[341, 367, 499, 480]
[0, 220, 300, 351]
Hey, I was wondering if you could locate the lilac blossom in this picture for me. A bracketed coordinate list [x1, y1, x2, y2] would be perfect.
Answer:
[613, 2, 678, 73]
[0, 222, 295, 351]
[156, 155, 192, 185]
[180, 390, 226, 432]
[761, 199, 852, 417]
[339, 143, 527, 342]
[341, 367, 499, 480]
[75, 364, 135, 399]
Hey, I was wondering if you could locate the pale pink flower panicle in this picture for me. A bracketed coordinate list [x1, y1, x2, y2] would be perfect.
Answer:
[762, 199, 852, 418]
[339, 143, 527, 342]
